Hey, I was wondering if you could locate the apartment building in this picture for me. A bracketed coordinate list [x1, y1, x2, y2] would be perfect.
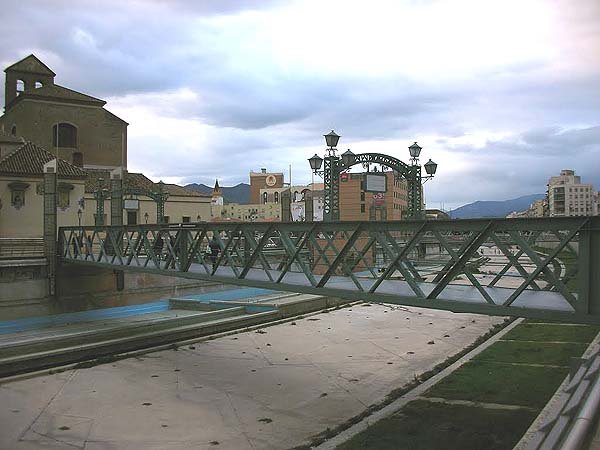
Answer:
[547, 170, 596, 217]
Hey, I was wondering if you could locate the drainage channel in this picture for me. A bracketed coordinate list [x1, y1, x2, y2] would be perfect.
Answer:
[0, 291, 348, 379]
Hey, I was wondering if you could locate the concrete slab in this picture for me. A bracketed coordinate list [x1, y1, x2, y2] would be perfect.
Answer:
[0, 304, 503, 450]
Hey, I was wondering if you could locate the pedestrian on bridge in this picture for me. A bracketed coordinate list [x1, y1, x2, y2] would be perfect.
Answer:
[209, 236, 220, 272]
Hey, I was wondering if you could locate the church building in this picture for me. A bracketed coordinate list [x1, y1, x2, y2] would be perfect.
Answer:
[0, 54, 127, 169]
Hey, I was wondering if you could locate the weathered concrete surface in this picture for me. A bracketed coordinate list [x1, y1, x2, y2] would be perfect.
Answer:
[0, 304, 503, 450]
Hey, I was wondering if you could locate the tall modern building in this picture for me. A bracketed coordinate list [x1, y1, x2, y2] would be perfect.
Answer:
[547, 170, 596, 217]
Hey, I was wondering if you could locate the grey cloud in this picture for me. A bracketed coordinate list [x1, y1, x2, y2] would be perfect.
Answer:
[426, 125, 600, 207]
[1, 0, 599, 208]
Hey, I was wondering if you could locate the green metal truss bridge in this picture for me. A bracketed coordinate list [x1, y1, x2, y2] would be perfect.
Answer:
[59, 216, 600, 324]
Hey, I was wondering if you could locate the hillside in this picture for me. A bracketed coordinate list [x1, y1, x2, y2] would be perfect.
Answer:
[448, 194, 544, 219]
[185, 182, 250, 204]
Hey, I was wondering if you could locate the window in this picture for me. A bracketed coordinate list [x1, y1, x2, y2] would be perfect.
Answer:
[9, 182, 29, 210]
[72, 152, 83, 167]
[11, 125, 17, 136]
[360, 192, 365, 201]
[35, 81, 43, 89]
[263, 192, 268, 204]
[127, 211, 137, 225]
[163, 216, 170, 223]
[57, 183, 74, 209]
[274, 192, 279, 204]
[182, 216, 191, 223]
[52, 123, 78, 148]
[361, 204, 366, 213]
[16, 79, 24, 94]
[58, 191, 70, 209]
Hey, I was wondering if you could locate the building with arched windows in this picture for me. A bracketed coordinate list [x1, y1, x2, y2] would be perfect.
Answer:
[0, 54, 127, 169]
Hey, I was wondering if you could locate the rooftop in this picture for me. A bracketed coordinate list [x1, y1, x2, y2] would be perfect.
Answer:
[84, 169, 210, 198]
[0, 142, 87, 178]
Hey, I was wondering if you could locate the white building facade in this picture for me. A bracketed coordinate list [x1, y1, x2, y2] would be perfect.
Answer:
[547, 170, 597, 217]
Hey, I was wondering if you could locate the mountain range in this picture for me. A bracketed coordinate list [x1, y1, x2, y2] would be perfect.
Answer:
[184, 181, 543, 219]
[185, 183, 250, 204]
[447, 194, 545, 219]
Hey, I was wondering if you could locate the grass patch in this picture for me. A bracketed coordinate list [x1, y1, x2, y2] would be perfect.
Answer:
[424, 360, 568, 408]
[336, 400, 538, 450]
[474, 340, 587, 366]
[503, 323, 600, 343]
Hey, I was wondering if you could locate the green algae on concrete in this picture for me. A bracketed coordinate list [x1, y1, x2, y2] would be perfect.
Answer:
[473, 340, 588, 366]
[336, 400, 537, 450]
[424, 360, 569, 408]
[502, 322, 600, 343]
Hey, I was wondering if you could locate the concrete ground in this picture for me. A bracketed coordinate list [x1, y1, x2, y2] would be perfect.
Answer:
[0, 303, 503, 450]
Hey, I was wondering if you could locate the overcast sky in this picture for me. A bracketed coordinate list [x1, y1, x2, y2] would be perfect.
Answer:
[1, 0, 599, 209]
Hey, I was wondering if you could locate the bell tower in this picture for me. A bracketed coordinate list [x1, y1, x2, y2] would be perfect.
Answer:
[211, 179, 224, 206]
[4, 54, 55, 111]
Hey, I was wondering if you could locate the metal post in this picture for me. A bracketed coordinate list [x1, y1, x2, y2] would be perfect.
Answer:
[281, 189, 291, 222]
[156, 181, 168, 224]
[179, 229, 189, 271]
[110, 167, 124, 226]
[407, 165, 422, 219]
[323, 155, 340, 222]
[305, 191, 314, 222]
[43, 159, 57, 297]
[110, 168, 124, 272]
[331, 158, 340, 221]
[94, 178, 108, 226]
[580, 216, 600, 315]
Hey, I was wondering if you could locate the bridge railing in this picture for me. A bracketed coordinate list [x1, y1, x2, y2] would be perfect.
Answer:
[58, 216, 600, 323]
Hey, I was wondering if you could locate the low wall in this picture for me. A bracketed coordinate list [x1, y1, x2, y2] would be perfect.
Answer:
[55, 264, 234, 313]
[0, 261, 235, 320]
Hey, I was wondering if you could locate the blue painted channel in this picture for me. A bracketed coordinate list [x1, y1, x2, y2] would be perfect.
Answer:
[0, 287, 276, 335]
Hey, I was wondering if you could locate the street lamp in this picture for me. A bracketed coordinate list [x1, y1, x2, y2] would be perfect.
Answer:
[341, 149, 355, 167]
[77, 208, 82, 227]
[324, 130, 340, 153]
[308, 154, 323, 172]
[408, 142, 422, 159]
[307, 130, 344, 221]
[424, 159, 438, 176]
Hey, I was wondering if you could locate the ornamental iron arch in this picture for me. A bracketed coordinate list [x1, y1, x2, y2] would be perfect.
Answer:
[326, 152, 421, 221]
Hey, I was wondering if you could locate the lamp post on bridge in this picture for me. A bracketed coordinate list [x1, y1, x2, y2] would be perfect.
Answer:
[93, 178, 110, 226]
[152, 181, 169, 224]
[309, 131, 438, 221]
[407, 142, 438, 219]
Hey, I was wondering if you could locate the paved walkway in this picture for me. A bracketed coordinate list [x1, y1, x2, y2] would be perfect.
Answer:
[0, 303, 502, 450]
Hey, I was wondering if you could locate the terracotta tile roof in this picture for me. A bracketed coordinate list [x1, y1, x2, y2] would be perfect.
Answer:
[84, 170, 209, 198]
[19, 84, 106, 106]
[0, 142, 87, 178]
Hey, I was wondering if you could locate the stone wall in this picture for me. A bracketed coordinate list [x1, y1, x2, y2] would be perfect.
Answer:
[0, 262, 233, 320]
[0, 100, 126, 169]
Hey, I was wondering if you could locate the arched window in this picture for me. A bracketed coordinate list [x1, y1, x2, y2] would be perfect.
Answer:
[274, 192, 279, 204]
[263, 192, 268, 204]
[16, 79, 25, 94]
[72, 152, 83, 167]
[35, 81, 43, 89]
[11, 125, 17, 136]
[52, 123, 78, 148]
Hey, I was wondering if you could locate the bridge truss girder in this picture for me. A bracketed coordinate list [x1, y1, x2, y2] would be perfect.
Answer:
[59, 216, 600, 324]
